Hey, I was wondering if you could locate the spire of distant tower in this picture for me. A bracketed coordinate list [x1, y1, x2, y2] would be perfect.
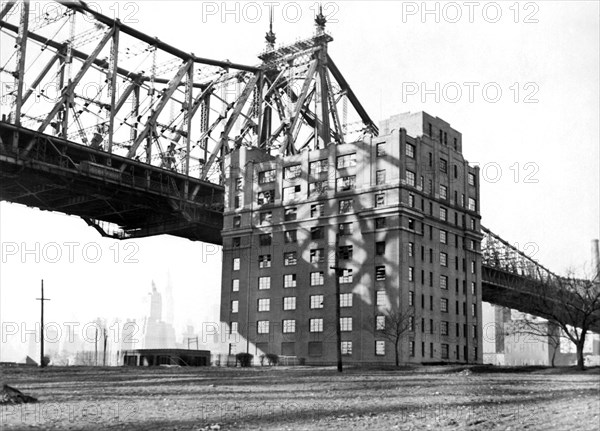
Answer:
[265, 6, 276, 50]
[315, 4, 327, 34]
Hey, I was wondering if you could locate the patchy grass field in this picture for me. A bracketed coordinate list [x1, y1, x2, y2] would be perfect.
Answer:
[0, 365, 598, 430]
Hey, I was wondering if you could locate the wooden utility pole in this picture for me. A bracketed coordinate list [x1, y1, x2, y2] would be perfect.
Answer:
[36, 280, 50, 368]
[330, 233, 343, 372]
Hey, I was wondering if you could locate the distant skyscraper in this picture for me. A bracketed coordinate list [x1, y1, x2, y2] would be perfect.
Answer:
[142, 281, 176, 349]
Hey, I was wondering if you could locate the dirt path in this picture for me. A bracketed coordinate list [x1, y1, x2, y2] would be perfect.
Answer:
[0, 366, 598, 430]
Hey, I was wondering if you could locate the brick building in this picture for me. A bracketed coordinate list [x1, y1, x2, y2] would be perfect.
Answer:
[220, 111, 483, 365]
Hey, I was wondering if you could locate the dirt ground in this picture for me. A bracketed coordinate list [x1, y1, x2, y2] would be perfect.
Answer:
[0, 365, 598, 430]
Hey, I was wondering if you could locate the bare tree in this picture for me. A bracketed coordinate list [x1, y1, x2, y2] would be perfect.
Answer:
[367, 307, 414, 367]
[505, 316, 562, 367]
[525, 270, 600, 370]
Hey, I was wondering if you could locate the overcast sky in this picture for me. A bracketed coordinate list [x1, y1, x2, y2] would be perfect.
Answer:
[1, 1, 598, 361]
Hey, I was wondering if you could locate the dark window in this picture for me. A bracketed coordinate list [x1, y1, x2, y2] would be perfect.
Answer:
[375, 217, 386, 229]
[284, 207, 297, 221]
[259, 234, 272, 246]
[376, 241, 386, 256]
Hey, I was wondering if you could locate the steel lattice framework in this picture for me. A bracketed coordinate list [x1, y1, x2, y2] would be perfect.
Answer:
[0, 0, 376, 240]
[0, 1, 376, 184]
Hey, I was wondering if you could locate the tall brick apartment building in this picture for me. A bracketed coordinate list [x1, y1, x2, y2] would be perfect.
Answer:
[220, 111, 483, 365]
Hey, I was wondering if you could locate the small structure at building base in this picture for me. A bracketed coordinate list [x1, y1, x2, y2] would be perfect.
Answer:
[122, 349, 210, 366]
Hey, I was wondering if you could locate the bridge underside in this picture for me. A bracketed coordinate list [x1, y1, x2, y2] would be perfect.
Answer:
[482, 266, 600, 333]
[0, 123, 224, 244]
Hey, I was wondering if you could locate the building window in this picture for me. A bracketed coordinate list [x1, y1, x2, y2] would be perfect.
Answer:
[284, 164, 301, 180]
[340, 317, 353, 332]
[283, 185, 301, 201]
[309, 318, 324, 332]
[258, 170, 276, 184]
[338, 245, 353, 260]
[471, 282, 477, 296]
[283, 297, 296, 311]
[259, 254, 271, 268]
[440, 275, 448, 290]
[408, 266, 414, 282]
[408, 218, 415, 230]
[310, 226, 324, 240]
[231, 300, 239, 313]
[375, 217, 386, 229]
[376, 241, 386, 256]
[233, 216, 241, 228]
[375, 341, 385, 356]
[408, 193, 415, 208]
[258, 277, 271, 290]
[310, 295, 324, 309]
[258, 298, 270, 312]
[375, 193, 385, 207]
[232, 279, 239, 292]
[233, 237, 240, 249]
[309, 181, 328, 196]
[259, 234, 272, 246]
[441, 298, 448, 312]
[376, 170, 386, 185]
[310, 159, 328, 175]
[339, 269, 353, 284]
[284, 207, 297, 221]
[341, 341, 352, 356]
[340, 293, 353, 307]
[339, 222, 353, 236]
[472, 303, 477, 317]
[406, 170, 416, 187]
[406, 143, 415, 158]
[284, 274, 296, 288]
[376, 290, 386, 306]
[311, 202, 325, 218]
[471, 260, 476, 274]
[235, 177, 243, 190]
[257, 190, 274, 205]
[234, 195, 242, 209]
[471, 218, 476, 230]
[408, 242, 414, 257]
[376, 315, 385, 330]
[441, 343, 449, 359]
[468, 173, 476, 186]
[233, 257, 241, 271]
[409, 291, 414, 306]
[282, 319, 296, 333]
[339, 199, 353, 214]
[376, 143, 386, 157]
[230, 322, 238, 334]
[440, 184, 447, 200]
[440, 252, 448, 267]
[440, 230, 447, 244]
[337, 153, 357, 169]
[284, 230, 297, 244]
[376, 266, 386, 281]
[337, 175, 356, 192]
[440, 158, 448, 173]
[310, 248, 325, 263]
[441, 321, 449, 336]
[440, 207, 447, 222]
[310, 271, 324, 286]
[257, 320, 269, 334]
[468, 198, 477, 212]
[409, 340, 415, 357]
[284, 252, 297, 266]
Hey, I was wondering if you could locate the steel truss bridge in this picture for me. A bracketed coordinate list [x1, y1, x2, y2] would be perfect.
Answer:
[1, 1, 597, 330]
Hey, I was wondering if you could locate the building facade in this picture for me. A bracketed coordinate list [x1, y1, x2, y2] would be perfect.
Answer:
[220, 111, 483, 365]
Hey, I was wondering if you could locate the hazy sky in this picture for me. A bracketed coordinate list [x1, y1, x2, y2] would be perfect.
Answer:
[1, 1, 598, 361]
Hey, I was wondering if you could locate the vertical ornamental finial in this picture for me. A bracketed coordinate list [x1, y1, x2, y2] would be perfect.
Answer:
[265, 6, 276, 50]
[315, 4, 327, 34]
